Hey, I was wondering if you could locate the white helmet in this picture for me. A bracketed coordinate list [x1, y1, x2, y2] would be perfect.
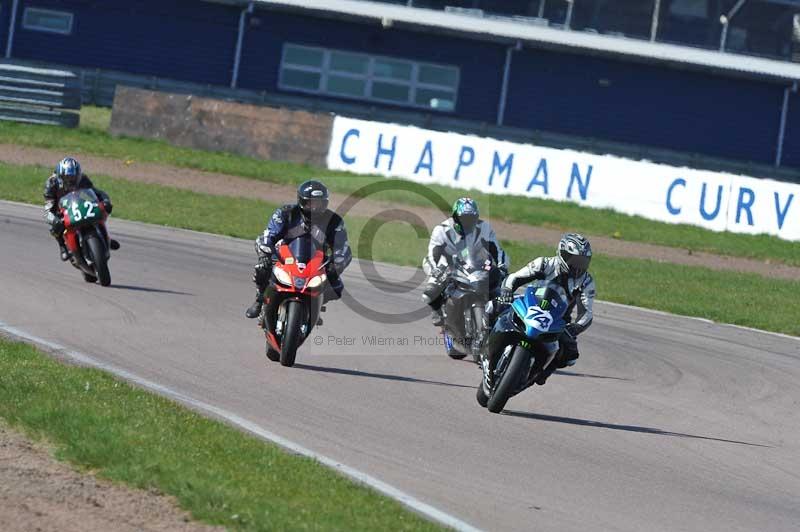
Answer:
[557, 233, 592, 277]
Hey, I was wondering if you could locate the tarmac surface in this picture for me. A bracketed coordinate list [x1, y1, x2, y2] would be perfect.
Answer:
[1, 200, 798, 532]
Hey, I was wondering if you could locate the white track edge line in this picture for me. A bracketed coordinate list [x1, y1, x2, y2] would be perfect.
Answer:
[3, 199, 797, 343]
[0, 321, 482, 532]
[597, 301, 800, 343]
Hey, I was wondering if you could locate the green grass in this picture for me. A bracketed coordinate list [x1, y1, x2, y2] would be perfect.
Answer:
[1, 107, 796, 267]
[79, 105, 112, 132]
[0, 338, 442, 531]
[2, 161, 798, 336]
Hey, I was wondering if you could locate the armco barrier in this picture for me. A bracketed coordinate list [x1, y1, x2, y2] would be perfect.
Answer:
[0, 63, 81, 127]
[327, 116, 800, 242]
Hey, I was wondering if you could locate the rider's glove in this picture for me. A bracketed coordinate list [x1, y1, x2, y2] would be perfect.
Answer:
[565, 324, 579, 338]
[431, 265, 446, 279]
[256, 239, 273, 258]
[52, 217, 65, 235]
[102, 199, 113, 215]
[257, 254, 272, 269]
[497, 288, 514, 304]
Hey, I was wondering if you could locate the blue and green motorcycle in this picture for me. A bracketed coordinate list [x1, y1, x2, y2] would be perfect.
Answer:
[477, 280, 569, 413]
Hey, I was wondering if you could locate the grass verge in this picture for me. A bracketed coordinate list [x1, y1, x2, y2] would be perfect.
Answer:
[2, 161, 798, 336]
[0, 338, 441, 531]
[0, 107, 795, 267]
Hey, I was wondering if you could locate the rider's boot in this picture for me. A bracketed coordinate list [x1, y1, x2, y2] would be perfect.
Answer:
[109, 239, 120, 250]
[57, 237, 70, 261]
[245, 289, 265, 319]
[430, 308, 444, 327]
[535, 364, 556, 385]
[559, 351, 579, 368]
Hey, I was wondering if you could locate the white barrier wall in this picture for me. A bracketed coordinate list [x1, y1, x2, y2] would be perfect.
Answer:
[326, 116, 799, 242]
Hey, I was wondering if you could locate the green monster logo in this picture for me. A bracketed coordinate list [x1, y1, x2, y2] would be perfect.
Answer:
[539, 299, 549, 310]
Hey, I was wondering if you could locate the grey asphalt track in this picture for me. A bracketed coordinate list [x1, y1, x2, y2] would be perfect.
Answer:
[1, 200, 799, 532]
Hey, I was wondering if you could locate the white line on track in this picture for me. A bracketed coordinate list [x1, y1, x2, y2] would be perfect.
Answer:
[0, 321, 483, 532]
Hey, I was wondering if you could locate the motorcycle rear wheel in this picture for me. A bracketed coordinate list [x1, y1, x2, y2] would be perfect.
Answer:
[85, 234, 111, 287]
[487, 345, 531, 413]
[280, 300, 303, 367]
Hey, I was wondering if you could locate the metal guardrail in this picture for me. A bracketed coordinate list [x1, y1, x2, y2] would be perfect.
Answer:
[0, 63, 81, 128]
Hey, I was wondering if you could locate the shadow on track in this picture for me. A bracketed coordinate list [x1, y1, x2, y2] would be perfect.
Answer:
[502, 410, 770, 447]
[555, 370, 632, 381]
[294, 363, 473, 389]
[111, 284, 193, 296]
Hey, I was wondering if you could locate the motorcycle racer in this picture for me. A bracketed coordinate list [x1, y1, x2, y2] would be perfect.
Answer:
[422, 197, 509, 326]
[44, 157, 119, 261]
[245, 180, 352, 319]
[484, 232, 595, 384]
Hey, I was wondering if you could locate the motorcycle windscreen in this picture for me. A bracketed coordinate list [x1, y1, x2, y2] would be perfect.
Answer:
[286, 233, 322, 264]
[60, 189, 102, 228]
[453, 242, 493, 273]
[512, 281, 569, 339]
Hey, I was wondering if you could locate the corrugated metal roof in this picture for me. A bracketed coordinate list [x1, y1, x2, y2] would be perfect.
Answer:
[249, 0, 800, 83]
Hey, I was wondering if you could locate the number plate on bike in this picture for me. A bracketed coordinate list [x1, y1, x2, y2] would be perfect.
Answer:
[60, 190, 101, 227]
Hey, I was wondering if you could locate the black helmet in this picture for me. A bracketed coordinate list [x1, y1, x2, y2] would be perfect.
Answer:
[56, 157, 81, 189]
[297, 180, 329, 221]
[557, 233, 592, 277]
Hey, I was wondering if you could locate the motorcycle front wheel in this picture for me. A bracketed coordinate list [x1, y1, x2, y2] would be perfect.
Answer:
[280, 300, 304, 367]
[470, 305, 485, 364]
[85, 233, 110, 287]
[487, 345, 531, 413]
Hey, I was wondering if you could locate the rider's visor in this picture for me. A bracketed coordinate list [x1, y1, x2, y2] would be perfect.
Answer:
[459, 213, 478, 232]
[301, 197, 328, 214]
[560, 251, 591, 275]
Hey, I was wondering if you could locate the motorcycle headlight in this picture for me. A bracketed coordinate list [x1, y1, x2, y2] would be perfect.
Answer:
[307, 273, 327, 288]
[273, 267, 292, 286]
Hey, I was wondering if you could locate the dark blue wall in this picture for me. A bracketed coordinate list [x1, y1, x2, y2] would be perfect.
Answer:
[504, 49, 784, 166]
[1, 0, 796, 170]
[11, 0, 239, 85]
[236, 10, 506, 123]
[779, 91, 800, 169]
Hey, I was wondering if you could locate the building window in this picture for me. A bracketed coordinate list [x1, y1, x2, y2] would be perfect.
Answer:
[279, 44, 459, 111]
[22, 8, 74, 35]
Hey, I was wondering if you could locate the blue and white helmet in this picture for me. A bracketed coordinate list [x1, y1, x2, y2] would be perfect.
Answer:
[557, 233, 592, 277]
[55, 157, 81, 188]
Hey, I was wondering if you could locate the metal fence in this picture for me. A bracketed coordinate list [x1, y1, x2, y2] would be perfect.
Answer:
[0, 63, 81, 127]
[379, 0, 800, 62]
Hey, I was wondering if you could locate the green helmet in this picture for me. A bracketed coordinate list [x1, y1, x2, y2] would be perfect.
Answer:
[452, 197, 479, 233]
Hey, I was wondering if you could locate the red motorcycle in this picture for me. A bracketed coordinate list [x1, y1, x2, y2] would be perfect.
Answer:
[59, 188, 112, 286]
[260, 233, 328, 367]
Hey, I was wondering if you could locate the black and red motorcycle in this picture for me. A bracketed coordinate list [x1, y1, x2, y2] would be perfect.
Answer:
[259, 234, 328, 367]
